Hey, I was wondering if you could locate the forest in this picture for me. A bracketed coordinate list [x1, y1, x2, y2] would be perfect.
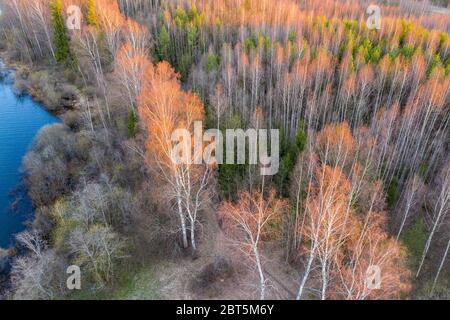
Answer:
[0, 0, 448, 300]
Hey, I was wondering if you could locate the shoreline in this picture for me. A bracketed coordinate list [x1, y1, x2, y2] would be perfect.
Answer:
[0, 55, 78, 299]
[0, 51, 79, 118]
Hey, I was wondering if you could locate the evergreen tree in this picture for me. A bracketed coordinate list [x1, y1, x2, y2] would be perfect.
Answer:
[127, 108, 138, 138]
[206, 54, 220, 72]
[157, 25, 171, 62]
[51, 0, 73, 65]
[274, 125, 307, 196]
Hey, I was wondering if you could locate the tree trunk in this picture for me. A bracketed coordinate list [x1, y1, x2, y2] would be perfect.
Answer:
[177, 196, 188, 249]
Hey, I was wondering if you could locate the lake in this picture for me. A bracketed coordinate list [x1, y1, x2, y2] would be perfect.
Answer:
[0, 63, 59, 248]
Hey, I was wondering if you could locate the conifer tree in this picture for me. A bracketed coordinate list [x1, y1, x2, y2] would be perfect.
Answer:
[51, 0, 73, 65]
[127, 108, 138, 138]
[157, 25, 171, 62]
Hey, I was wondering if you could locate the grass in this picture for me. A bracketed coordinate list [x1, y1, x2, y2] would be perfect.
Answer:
[113, 267, 160, 300]
[401, 218, 427, 267]
[386, 178, 399, 209]
[66, 267, 160, 300]
[411, 278, 450, 300]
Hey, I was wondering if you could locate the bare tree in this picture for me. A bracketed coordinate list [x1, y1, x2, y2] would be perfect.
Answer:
[417, 163, 450, 277]
[396, 175, 424, 240]
[138, 61, 211, 252]
[219, 189, 288, 299]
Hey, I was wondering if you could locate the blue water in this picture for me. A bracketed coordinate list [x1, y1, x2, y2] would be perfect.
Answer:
[0, 66, 59, 248]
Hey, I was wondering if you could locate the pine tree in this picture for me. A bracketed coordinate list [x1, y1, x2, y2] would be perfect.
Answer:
[51, 0, 73, 65]
[127, 108, 138, 138]
[157, 25, 171, 62]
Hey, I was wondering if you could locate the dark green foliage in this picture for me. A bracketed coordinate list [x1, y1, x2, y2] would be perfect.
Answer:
[244, 34, 258, 53]
[288, 31, 297, 44]
[418, 163, 429, 181]
[389, 47, 401, 60]
[187, 24, 200, 50]
[156, 25, 171, 62]
[188, 5, 204, 26]
[260, 34, 272, 51]
[438, 32, 448, 52]
[275, 155, 296, 197]
[206, 54, 220, 72]
[174, 6, 189, 28]
[159, 5, 205, 79]
[274, 124, 307, 196]
[401, 44, 416, 60]
[127, 109, 138, 138]
[218, 163, 246, 200]
[217, 114, 247, 200]
[387, 177, 399, 209]
[295, 123, 307, 152]
[369, 44, 381, 63]
[343, 19, 358, 33]
[173, 4, 204, 29]
[203, 103, 216, 129]
[179, 52, 193, 80]
[427, 54, 442, 78]
[445, 58, 450, 76]
[358, 37, 382, 64]
[51, 0, 73, 65]
[401, 218, 427, 267]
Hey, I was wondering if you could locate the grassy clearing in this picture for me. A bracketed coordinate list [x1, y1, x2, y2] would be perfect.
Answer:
[113, 267, 160, 300]
[66, 267, 160, 300]
[401, 218, 427, 268]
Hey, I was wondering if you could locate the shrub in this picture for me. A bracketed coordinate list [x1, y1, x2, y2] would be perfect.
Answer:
[60, 84, 78, 108]
[13, 78, 28, 95]
[23, 124, 75, 206]
[28, 71, 60, 110]
[62, 110, 82, 129]
[189, 256, 233, 297]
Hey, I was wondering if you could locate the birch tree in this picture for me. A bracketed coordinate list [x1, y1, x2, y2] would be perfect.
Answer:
[219, 189, 287, 300]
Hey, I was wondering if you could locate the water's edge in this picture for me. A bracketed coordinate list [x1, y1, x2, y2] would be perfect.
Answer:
[0, 59, 60, 281]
